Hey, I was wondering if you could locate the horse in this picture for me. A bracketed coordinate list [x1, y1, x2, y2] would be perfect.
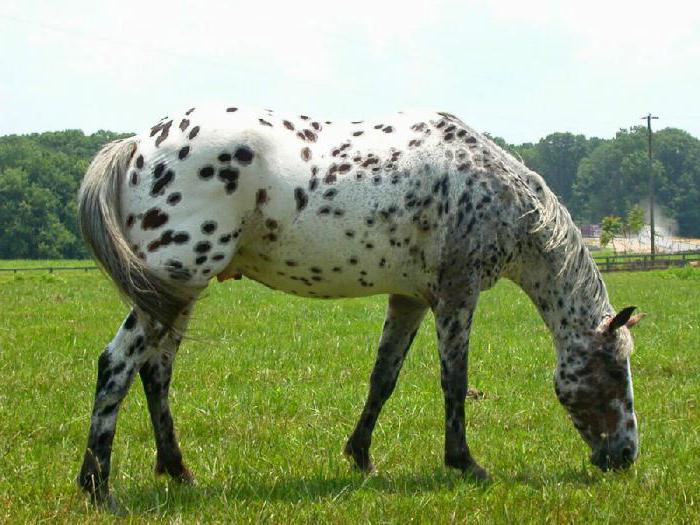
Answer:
[76, 106, 643, 503]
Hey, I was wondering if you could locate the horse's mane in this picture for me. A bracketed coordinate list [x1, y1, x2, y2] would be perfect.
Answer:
[510, 161, 613, 325]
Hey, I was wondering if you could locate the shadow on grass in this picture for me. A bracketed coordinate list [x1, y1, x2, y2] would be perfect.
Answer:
[511, 466, 603, 488]
[110, 463, 605, 515]
[114, 467, 491, 514]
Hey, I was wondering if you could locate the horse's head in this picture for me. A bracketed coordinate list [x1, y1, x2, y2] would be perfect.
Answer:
[554, 306, 644, 471]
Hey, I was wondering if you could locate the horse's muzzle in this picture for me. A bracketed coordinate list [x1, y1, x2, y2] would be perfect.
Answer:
[591, 443, 637, 471]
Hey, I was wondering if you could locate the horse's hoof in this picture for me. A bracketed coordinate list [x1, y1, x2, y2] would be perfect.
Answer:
[465, 462, 490, 482]
[176, 467, 196, 485]
[343, 441, 375, 473]
[155, 459, 196, 484]
[77, 473, 110, 507]
[104, 495, 127, 516]
[79, 485, 120, 512]
[445, 455, 490, 482]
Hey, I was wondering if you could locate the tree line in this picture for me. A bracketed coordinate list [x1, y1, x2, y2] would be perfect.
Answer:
[495, 127, 700, 236]
[1, 126, 698, 259]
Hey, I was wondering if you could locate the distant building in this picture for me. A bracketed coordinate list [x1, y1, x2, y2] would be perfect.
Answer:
[579, 224, 601, 238]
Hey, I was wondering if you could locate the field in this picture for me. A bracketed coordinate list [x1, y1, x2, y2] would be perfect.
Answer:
[0, 263, 699, 523]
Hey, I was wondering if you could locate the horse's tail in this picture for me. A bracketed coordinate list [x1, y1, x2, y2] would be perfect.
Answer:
[77, 138, 190, 332]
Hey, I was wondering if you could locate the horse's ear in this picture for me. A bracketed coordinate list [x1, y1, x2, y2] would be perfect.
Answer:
[625, 312, 646, 329]
[607, 306, 638, 332]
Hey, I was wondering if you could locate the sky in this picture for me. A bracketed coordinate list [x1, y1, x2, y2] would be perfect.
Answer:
[1, 0, 698, 144]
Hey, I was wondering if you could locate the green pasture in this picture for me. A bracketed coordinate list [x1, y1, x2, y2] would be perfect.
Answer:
[0, 265, 698, 523]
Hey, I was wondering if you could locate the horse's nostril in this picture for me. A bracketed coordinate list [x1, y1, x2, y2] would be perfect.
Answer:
[621, 447, 633, 461]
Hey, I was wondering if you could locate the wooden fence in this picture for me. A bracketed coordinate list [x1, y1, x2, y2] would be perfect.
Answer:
[591, 251, 700, 272]
[1, 251, 699, 275]
[0, 266, 97, 273]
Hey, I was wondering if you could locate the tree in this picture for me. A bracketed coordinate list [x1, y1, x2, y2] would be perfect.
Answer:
[572, 127, 664, 223]
[534, 133, 591, 206]
[653, 128, 700, 236]
[570, 126, 700, 237]
[672, 172, 700, 237]
[0, 130, 128, 258]
[625, 206, 645, 238]
[511, 142, 540, 173]
[0, 168, 75, 258]
[600, 216, 624, 252]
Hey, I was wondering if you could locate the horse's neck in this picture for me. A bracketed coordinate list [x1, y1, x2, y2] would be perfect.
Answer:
[512, 219, 613, 347]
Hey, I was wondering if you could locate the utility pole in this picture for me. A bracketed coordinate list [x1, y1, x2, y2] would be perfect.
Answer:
[642, 113, 659, 257]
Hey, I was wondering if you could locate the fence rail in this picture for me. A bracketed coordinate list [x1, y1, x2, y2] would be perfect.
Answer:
[591, 251, 700, 272]
[1, 251, 699, 275]
[0, 266, 97, 273]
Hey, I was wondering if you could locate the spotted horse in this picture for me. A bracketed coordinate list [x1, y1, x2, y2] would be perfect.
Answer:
[77, 105, 644, 503]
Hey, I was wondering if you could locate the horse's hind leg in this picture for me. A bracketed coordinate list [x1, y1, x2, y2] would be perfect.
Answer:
[77, 308, 162, 503]
[345, 294, 427, 472]
[433, 291, 488, 480]
[139, 307, 194, 483]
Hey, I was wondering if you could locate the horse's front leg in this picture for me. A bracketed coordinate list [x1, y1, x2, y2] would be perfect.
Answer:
[139, 308, 194, 483]
[345, 294, 427, 472]
[77, 309, 160, 503]
[433, 292, 489, 480]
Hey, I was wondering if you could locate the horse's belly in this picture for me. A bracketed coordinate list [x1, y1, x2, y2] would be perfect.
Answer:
[228, 221, 430, 300]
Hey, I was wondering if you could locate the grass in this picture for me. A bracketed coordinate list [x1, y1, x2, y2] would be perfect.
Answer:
[0, 265, 698, 523]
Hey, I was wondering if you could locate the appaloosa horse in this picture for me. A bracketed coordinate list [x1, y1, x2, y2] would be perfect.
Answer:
[77, 106, 642, 503]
